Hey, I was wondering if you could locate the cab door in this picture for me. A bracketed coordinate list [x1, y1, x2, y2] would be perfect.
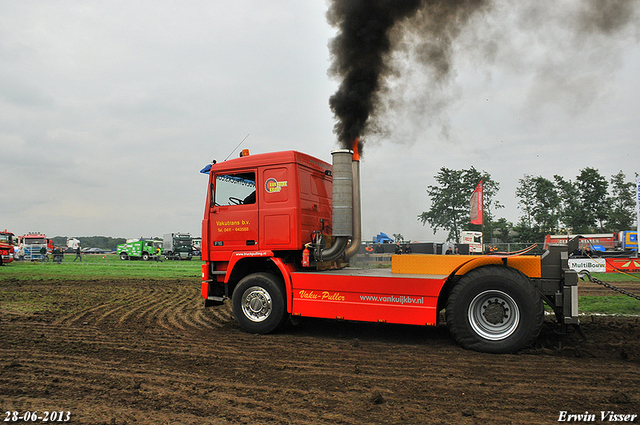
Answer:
[209, 170, 259, 255]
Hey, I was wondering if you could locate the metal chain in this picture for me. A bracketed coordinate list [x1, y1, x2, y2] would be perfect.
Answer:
[584, 271, 640, 301]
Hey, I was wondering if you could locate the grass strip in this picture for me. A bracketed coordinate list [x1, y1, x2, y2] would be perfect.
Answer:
[0, 254, 201, 280]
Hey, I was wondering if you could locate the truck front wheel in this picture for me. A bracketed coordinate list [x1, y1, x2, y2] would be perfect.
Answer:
[232, 273, 287, 334]
[446, 266, 543, 354]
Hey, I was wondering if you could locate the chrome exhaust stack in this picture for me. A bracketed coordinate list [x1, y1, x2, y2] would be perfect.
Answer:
[317, 149, 353, 262]
[317, 142, 362, 263]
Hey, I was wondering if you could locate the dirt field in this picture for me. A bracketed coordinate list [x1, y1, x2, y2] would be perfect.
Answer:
[1, 277, 639, 424]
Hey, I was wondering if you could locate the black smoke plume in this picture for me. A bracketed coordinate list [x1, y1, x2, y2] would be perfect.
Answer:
[327, 0, 487, 152]
[326, 0, 638, 153]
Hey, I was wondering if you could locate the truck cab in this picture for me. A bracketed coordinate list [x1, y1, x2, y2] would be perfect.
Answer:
[202, 151, 334, 288]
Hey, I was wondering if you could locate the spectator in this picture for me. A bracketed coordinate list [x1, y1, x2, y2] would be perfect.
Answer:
[53, 246, 62, 263]
[73, 246, 82, 262]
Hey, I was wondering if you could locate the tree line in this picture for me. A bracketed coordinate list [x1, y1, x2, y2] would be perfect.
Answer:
[419, 167, 636, 244]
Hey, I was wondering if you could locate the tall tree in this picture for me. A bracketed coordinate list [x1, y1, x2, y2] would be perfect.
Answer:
[576, 167, 609, 232]
[514, 175, 559, 241]
[530, 176, 560, 235]
[516, 175, 535, 229]
[608, 170, 635, 231]
[554, 175, 584, 233]
[419, 168, 467, 243]
[419, 167, 500, 243]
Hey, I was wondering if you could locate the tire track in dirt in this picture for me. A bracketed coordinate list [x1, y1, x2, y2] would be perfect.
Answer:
[159, 290, 194, 330]
[101, 292, 159, 324]
[49, 282, 228, 332]
[137, 289, 195, 331]
[52, 286, 149, 327]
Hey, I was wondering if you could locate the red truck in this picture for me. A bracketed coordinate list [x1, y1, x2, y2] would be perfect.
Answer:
[544, 232, 638, 254]
[0, 229, 15, 264]
[201, 147, 579, 353]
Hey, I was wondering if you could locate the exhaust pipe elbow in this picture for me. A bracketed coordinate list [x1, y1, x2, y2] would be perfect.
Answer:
[317, 236, 349, 262]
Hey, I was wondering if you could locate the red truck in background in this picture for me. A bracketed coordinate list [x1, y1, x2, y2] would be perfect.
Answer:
[544, 231, 637, 255]
[200, 147, 580, 353]
[0, 229, 15, 264]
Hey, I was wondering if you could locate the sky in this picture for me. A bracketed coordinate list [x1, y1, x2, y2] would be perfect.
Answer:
[1, 0, 639, 244]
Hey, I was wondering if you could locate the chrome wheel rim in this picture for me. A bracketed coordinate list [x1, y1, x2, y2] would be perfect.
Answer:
[468, 290, 520, 341]
[241, 286, 272, 322]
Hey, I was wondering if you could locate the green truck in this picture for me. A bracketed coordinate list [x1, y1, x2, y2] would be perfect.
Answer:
[117, 240, 161, 261]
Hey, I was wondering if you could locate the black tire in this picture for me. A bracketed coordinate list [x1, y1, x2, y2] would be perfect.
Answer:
[232, 272, 287, 334]
[446, 266, 543, 354]
[142, 252, 150, 261]
[120, 252, 128, 261]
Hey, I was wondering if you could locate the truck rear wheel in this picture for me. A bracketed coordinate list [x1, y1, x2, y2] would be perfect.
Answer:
[446, 266, 543, 354]
[119, 252, 128, 261]
[232, 272, 287, 334]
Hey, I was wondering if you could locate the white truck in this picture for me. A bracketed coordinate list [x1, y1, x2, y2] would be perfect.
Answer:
[461, 231, 483, 253]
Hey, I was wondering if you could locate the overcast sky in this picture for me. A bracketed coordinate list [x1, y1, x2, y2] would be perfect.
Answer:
[1, 0, 639, 244]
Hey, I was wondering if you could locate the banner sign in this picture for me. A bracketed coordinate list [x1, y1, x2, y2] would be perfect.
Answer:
[470, 180, 483, 225]
[606, 258, 640, 273]
[568, 258, 606, 274]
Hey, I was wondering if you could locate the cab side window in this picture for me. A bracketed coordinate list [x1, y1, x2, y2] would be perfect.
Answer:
[213, 172, 256, 206]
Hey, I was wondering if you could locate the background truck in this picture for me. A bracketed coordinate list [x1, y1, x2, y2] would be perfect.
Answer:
[67, 238, 81, 250]
[544, 231, 637, 255]
[163, 233, 193, 260]
[18, 233, 54, 261]
[0, 229, 15, 264]
[372, 232, 393, 244]
[200, 147, 580, 354]
[460, 231, 483, 253]
[117, 239, 161, 261]
[617, 230, 638, 251]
